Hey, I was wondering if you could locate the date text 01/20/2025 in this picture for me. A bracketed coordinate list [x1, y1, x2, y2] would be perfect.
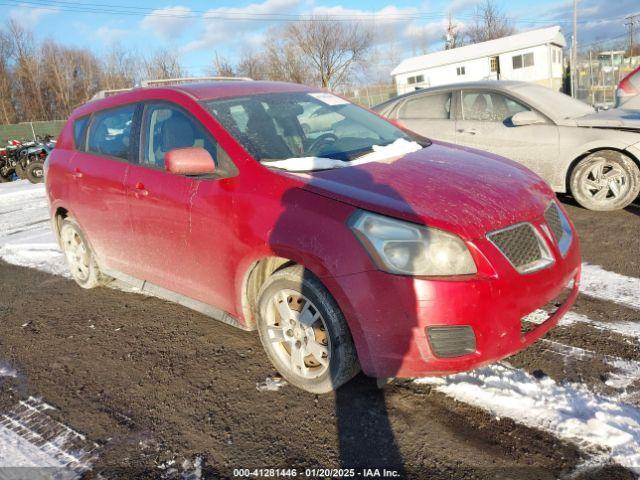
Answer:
[233, 468, 401, 477]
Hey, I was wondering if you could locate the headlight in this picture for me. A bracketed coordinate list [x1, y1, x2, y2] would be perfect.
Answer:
[348, 211, 477, 276]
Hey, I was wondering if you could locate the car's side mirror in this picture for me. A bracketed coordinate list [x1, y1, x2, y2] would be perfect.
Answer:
[511, 111, 545, 126]
[165, 147, 215, 176]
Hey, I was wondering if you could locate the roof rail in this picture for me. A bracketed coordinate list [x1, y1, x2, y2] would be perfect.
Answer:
[90, 87, 135, 100]
[140, 76, 253, 87]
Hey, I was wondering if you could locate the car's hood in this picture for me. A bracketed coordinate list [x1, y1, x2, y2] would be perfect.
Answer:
[573, 108, 640, 130]
[285, 141, 555, 240]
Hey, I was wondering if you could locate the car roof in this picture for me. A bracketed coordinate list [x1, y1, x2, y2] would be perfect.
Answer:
[373, 80, 526, 110]
[72, 81, 319, 118]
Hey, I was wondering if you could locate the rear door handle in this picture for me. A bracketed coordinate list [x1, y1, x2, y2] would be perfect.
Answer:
[71, 168, 83, 179]
[134, 182, 148, 198]
[458, 128, 478, 135]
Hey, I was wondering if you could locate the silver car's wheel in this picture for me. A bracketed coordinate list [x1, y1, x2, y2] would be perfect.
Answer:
[59, 218, 107, 289]
[570, 150, 640, 211]
[256, 266, 360, 393]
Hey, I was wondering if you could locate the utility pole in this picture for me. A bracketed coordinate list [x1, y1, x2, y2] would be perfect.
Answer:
[626, 13, 639, 58]
[571, 0, 578, 98]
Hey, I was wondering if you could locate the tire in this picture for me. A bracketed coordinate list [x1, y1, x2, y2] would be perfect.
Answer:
[25, 162, 44, 184]
[256, 265, 360, 393]
[14, 162, 26, 179]
[570, 150, 640, 211]
[59, 217, 109, 289]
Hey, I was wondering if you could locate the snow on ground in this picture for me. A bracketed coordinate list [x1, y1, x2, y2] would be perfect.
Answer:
[416, 365, 640, 473]
[580, 263, 640, 311]
[0, 397, 97, 475]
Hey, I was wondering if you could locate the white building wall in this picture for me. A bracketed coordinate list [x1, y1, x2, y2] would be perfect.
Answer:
[394, 43, 565, 95]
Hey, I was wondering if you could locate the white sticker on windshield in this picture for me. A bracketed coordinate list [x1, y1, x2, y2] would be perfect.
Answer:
[308, 93, 350, 106]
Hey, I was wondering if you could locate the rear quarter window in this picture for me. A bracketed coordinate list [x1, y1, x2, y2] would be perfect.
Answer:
[73, 116, 89, 150]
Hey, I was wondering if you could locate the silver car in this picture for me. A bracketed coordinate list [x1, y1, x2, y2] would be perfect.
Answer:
[373, 81, 640, 211]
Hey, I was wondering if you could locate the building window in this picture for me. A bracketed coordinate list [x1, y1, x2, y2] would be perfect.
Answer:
[407, 74, 425, 85]
[456, 66, 466, 76]
[490, 57, 498, 72]
[512, 52, 534, 70]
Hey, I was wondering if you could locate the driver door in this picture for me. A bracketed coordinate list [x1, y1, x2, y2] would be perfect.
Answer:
[455, 90, 559, 177]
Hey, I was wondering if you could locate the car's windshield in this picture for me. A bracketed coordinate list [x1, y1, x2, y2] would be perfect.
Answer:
[513, 83, 595, 119]
[203, 92, 426, 164]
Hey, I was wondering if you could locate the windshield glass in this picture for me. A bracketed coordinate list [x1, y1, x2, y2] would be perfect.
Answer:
[513, 83, 595, 119]
[203, 92, 425, 163]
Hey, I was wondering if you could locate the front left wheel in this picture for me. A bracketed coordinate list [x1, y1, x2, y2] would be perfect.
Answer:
[59, 217, 108, 289]
[256, 265, 360, 393]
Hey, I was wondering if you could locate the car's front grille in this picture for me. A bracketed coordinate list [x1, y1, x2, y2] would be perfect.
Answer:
[544, 203, 563, 241]
[487, 223, 553, 273]
[544, 201, 573, 257]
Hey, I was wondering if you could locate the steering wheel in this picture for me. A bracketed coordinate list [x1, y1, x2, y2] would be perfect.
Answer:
[308, 133, 338, 154]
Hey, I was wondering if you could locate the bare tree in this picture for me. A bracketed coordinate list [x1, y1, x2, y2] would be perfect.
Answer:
[237, 49, 267, 80]
[465, 0, 514, 45]
[141, 48, 184, 80]
[443, 13, 463, 50]
[102, 44, 137, 90]
[285, 17, 373, 88]
[0, 30, 16, 124]
[211, 52, 235, 77]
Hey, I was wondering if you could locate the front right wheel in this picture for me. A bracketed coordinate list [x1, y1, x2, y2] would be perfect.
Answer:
[256, 265, 360, 393]
[570, 150, 640, 211]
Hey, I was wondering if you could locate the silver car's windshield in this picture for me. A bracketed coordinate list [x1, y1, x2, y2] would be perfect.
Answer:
[513, 84, 595, 119]
[203, 92, 428, 164]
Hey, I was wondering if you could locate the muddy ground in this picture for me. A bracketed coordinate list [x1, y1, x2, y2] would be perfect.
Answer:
[0, 196, 639, 479]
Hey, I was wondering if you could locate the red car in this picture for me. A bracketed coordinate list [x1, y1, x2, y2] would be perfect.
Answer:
[616, 65, 640, 109]
[45, 81, 581, 393]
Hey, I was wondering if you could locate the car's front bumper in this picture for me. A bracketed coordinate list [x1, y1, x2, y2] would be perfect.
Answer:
[323, 216, 581, 378]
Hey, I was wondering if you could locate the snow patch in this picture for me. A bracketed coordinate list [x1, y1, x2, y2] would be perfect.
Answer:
[261, 138, 422, 171]
[0, 365, 16, 378]
[256, 376, 287, 392]
[0, 397, 97, 475]
[416, 364, 640, 472]
[580, 263, 640, 311]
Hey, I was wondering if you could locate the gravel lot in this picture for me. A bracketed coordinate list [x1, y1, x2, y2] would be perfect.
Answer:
[0, 182, 638, 479]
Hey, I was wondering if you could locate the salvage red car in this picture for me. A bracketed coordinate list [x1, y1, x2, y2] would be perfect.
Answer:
[45, 81, 581, 393]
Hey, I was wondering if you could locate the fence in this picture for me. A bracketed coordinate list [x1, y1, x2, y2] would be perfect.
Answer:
[0, 120, 65, 143]
[574, 53, 640, 107]
[342, 84, 398, 108]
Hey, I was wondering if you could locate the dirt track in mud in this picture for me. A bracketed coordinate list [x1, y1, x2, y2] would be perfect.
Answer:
[0, 196, 639, 479]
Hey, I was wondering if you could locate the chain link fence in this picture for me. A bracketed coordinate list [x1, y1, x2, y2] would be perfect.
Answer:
[0, 121, 65, 144]
[574, 51, 639, 107]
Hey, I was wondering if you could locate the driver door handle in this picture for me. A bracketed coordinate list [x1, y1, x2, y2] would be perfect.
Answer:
[71, 168, 83, 179]
[457, 128, 478, 135]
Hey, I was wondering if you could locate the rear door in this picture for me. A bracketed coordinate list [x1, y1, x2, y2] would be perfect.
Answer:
[67, 103, 138, 272]
[395, 91, 456, 143]
[455, 89, 559, 176]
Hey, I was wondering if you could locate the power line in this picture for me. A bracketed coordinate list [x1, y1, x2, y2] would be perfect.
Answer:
[0, 0, 630, 25]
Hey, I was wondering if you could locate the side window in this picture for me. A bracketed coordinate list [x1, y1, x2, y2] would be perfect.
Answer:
[400, 93, 451, 120]
[141, 103, 236, 177]
[87, 104, 136, 160]
[462, 91, 530, 122]
[73, 116, 89, 150]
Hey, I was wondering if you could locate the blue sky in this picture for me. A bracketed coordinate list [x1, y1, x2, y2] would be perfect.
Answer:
[5, 0, 637, 75]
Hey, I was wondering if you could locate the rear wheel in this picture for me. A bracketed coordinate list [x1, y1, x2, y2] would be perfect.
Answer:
[256, 265, 360, 393]
[570, 150, 640, 211]
[14, 162, 26, 179]
[59, 217, 108, 289]
[25, 162, 44, 184]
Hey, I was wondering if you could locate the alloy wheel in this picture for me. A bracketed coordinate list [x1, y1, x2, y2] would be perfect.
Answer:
[581, 158, 629, 204]
[264, 289, 331, 379]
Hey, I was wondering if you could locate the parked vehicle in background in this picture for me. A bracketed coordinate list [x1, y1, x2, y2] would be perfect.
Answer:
[373, 80, 640, 211]
[0, 137, 54, 184]
[615, 66, 640, 109]
[46, 81, 580, 393]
